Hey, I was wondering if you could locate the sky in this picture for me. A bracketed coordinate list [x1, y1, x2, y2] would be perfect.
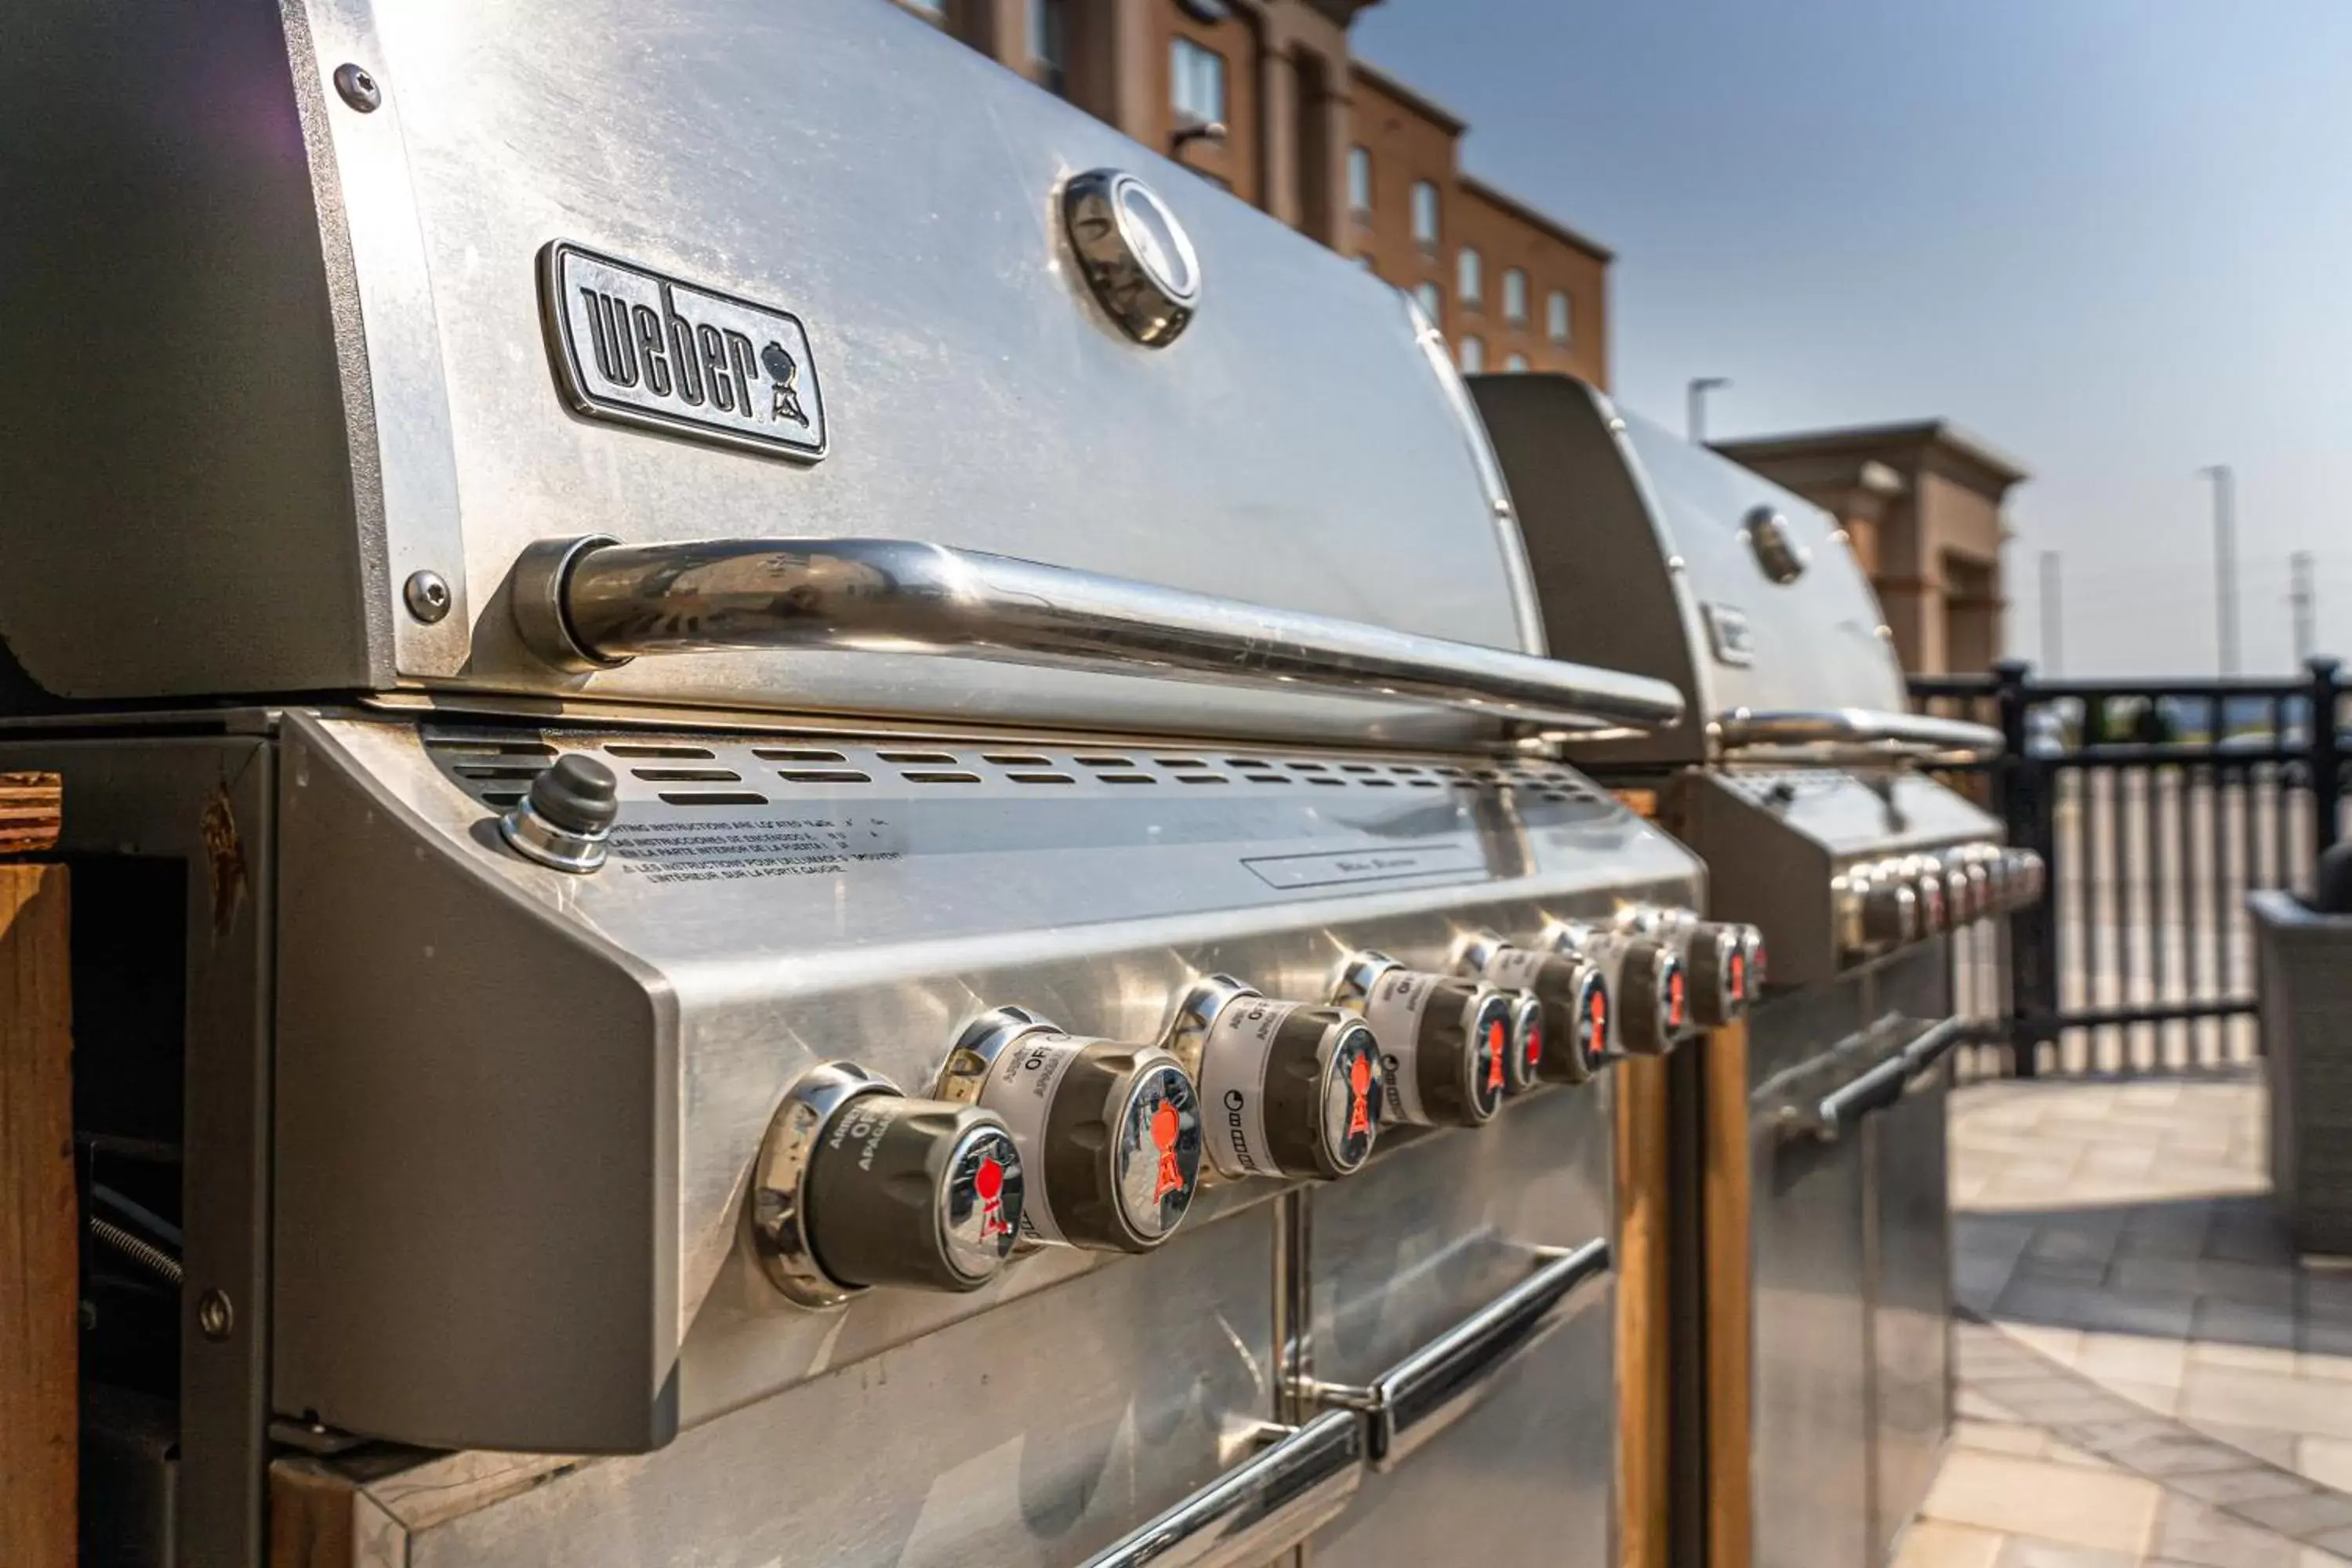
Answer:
[1350, 0, 2352, 678]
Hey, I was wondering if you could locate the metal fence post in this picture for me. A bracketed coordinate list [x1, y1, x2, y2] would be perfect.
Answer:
[2311, 657, 2342, 862]
[1993, 659, 2055, 1076]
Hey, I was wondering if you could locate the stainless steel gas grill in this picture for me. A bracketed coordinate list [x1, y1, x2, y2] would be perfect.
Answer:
[1471, 374, 2044, 1568]
[1, 4, 1732, 1565]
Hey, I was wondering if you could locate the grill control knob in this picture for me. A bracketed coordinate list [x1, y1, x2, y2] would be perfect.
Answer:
[1860, 869, 1920, 949]
[2013, 848, 2047, 905]
[1904, 856, 1950, 936]
[1167, 978, 1382, 1181]
[1995, 848, 2042, 909]
[1938, 852, 1979, 925]
[1979, 848, 2015, 911]
[1501, 992, 1547, 1094]
[499, 753, 619, 873]
[749, 1062, 1024, 1308]
[1461, 931, 1611, 1085]
[1962, 849, 1997, 922]
[1740, 925, 1770, 996]
[938, 1008, 1201, 1254]
[1330, 953, 1516, 1127]
[1675, 920, 1760, 1028]
[1609, 938, 1688, 1056]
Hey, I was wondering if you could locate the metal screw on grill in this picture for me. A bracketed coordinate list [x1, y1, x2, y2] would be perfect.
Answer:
[332, 63, 382, 112]
[197, 1288, 234, 1341]
[403, 570, 452, 624]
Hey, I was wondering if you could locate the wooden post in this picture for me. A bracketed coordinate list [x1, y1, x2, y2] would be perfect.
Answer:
[1703, 1020, 1754, 1568]
[2, 844, 74, 1567]
[0, 774, 64, 855]
[1613, 782, 1674, 1568]
[1616, 1052, 1671, 1568]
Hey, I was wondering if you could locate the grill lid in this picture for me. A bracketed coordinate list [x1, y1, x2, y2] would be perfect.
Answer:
[1469, 376, 1991, 766]
[0, 0, 1592, 747]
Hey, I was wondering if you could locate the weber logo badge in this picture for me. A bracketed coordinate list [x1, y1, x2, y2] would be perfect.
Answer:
[540, 241, 826, 462]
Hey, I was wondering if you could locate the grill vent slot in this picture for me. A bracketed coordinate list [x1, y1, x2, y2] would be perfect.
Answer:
[983, 753, 1052, 767]
[1075, 757, 1134, 768]
[1009, 773, 1076, 786]
[753, 748, 848, 763]
[903, 771, 982, 784]
[658, 790, 768, 806]
[877, 750, 956, 764]
[430, 740, 556, 758]
[454, 764, 547, 781]
[631, 768, 742, 782]
[777, 769, 872, 783]
[605, 743, 716, 759]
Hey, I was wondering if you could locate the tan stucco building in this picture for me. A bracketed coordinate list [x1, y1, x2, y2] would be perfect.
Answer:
[1716, 422, 2027, 676]
[900, 0, 1611, 385]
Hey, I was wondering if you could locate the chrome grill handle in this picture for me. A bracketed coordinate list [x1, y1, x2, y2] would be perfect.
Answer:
[508, 536, 1686, 734]
[1305, 1236, 1611, 1471]
[1076, 1408, 1364, 1568]
[1713, 707, 2005, 764]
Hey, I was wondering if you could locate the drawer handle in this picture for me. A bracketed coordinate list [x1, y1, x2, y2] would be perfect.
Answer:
[1077, 1409, 1363, 1568]
[1792, 1017, 1969, 1142]
[1306, 1237, 1612, 1470]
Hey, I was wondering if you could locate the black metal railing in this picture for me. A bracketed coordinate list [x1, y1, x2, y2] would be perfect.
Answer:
[1911, 658, 2344, 1077]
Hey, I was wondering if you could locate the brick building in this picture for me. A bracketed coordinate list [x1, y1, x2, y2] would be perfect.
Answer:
[1716, 423, 2025, 676]
[898, 0, 1611, 386]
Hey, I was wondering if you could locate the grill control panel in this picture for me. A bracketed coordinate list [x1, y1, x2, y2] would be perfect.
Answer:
[745, 902, 1742, 1308]
[1836, 843, 2045, 962]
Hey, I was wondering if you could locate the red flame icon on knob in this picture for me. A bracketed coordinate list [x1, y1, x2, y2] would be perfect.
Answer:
[1668, 971, 1686, 1028]
[1587, 993, 1608, 1063]
[974, 1153, 1011, 1241]
[1346, 1052, 1373, 1138]
[1730, 951, 1747, 1001]
[1485, 1018, 1508, 1093]
[1149, 1098, 1185, 1201]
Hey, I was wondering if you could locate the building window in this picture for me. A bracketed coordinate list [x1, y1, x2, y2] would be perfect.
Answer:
[1502, 268, 1527, 325]
[1410, 180, 1439, 249]
[1504, 353, 1528, 372]
[1348, 147, 1373, 220]
[1459, 336, 1484, 373]
[1547, 290, 1572, 347]
[1171, 38, 1226, 129]
[1028, 0, 1065, 95]
[1457, 247, 1482, 309]
[1414, 281, 1442, 322]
